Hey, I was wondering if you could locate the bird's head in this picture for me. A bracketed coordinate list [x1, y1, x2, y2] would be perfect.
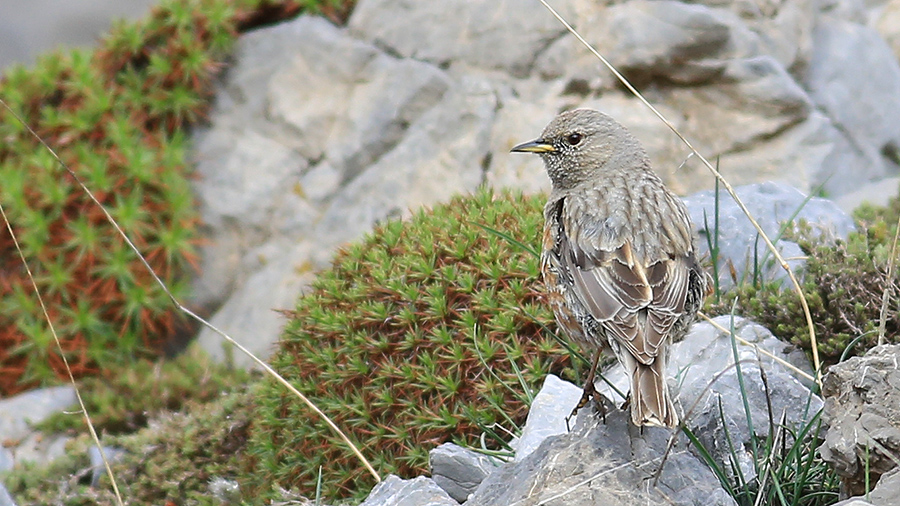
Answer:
[511, 108, 649, 191]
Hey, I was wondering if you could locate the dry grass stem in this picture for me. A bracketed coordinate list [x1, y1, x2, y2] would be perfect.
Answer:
[538, 0, 823, 387]
[877, 213, 900, 345]
[752, 410, 787, 506]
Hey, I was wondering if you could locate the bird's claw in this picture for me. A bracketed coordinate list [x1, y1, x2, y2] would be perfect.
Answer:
[565, 380, 607, 431]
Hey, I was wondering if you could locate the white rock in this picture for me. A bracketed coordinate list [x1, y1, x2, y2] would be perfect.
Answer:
[0, 483, 16, 506]
[513, 374, 583, 462]
[10, 433, 70, 468]
[358, 475, 457, 506]
[197, 243, 316, 368]
[0, 386, 76, 443]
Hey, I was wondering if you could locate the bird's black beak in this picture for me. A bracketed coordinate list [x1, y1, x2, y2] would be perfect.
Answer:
[510, 139, 556, 153]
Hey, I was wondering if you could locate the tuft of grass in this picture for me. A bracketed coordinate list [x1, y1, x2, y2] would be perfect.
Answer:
[686, 409, 840, 506]
[688, 180, 900, 505]
[683, 314, 840, 506]
[246, 188, 574, 503]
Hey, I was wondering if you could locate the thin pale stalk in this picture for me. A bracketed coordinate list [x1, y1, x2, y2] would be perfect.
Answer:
[877, 212, 900, 345]
[537, 0, 822, 386]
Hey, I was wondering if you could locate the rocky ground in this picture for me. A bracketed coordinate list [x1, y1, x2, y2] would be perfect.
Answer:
[2, 0, 900, 505]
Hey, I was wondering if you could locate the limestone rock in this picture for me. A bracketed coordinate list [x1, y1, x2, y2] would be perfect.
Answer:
[466, 401, 737, 506]
[348, 0, 572, 78]
[485, 97, 559, 195]
[191, 15, 494, 365]
[512, 374, 583, 462]
[601, 0, 734, 84]
[188, 0, 900, 369]
[522, 0, 847, 195]
[429, 443, 501, 503]
[191, 15, 453, 309]
[0, 448, 12, 473]
[867, 467, 900, 506]
[599, 316, 822, 482]
[820, 344, 900, 497]
[835, 176, 900, 214]
[8, 433, 70, 469]
[88, 446, 125, 487]
[0, 484, 16, 506]
[0, 386, 76, 443]
[876, 0, 900, 61]
[358, 475, 457, 506]
[312, 75, 493, 248]
[804, 16, 900, 195]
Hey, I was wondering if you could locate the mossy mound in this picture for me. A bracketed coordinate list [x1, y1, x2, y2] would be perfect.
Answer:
[247, 189, 573, 502]
[706, 186, 900, 363]
[0, 0, 353, 395]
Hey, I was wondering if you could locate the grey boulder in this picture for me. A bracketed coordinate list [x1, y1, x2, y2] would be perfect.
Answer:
[465, 399, 737, 506]
[359, 475, 458, 506]
[599, 316, 822, 483]
[429, 443, 502, 503]
[820, 344, 900, 497]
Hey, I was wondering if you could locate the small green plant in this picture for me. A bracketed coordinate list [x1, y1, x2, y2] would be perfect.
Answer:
[0, 0, 238, 395]
[691, 184, 900, 505]
[686, 408, 840, 506]
[247, 188, 573, 502]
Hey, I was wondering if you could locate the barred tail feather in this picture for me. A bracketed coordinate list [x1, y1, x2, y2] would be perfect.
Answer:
[630, 359, 678, 428]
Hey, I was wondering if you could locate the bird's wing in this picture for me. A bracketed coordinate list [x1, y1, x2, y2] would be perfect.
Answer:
[560, 213, 691, 365]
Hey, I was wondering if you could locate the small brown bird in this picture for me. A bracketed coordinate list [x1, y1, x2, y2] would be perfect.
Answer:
[512, 109, 706, 428]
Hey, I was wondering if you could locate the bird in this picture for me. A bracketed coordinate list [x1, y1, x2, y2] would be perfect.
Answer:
[511, 108, 706, 428]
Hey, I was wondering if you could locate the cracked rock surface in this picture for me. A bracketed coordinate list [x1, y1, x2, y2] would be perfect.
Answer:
[820, 344, 900, 498]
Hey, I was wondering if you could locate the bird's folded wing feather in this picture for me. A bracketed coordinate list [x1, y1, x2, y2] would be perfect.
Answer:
[560, 227, 690, 365]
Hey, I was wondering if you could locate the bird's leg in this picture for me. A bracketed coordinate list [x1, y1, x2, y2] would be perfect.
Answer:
[586, 349, 607, 423]
[566, 349, 605, 429]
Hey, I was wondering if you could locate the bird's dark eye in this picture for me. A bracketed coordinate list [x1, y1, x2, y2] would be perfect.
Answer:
[566, 133, 583, 146]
